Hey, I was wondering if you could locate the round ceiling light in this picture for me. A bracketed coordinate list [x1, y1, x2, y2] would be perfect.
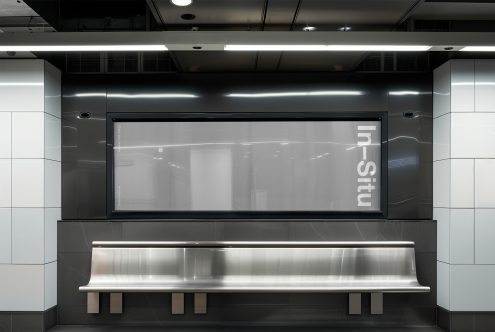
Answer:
[302, 26, 316, 32]
[171, 0, 192, 6]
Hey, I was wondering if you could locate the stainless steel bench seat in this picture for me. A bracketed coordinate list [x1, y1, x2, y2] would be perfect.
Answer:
[79, 241, 430, 315]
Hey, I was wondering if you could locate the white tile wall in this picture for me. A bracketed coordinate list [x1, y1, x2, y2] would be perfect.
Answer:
[450, 264, 495, 311]
[433, 61, 450, 119]
[0, 159, 11, 207]
[44, 261, 57, 309]
[0, 60, 44, 113]
[44, 159, 61, 208]
[0, 112, 11, 158]
[437, 261, 450, 310]
[451, 60, 474, 113]
[449, 209, 474, 264]
[0, 264, 45, 311]
[12, 208, 45, 264]
[433, 114, 450, 161]
[475, 159, 495, 208]
[450, 159, 474, 208]
[475, 209, 495, 264]
[12, 112, 44, 159]
[0, 60, 60, 312]
[45, 114, 61, 161]
[434, 208, 450, 263]
[44, 62, 61, 119]
[12, 159, 44, 207]
[0, 208, 11, 264]
[451, 113, 495, 159]
[44, 208, 59, 263]
[434, 59, 495, 312]
[475, 59, 495, 113]
[433, 159, 450, 208]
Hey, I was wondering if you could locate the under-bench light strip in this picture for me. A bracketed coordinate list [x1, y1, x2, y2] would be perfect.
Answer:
[224, 45, 432, 51]
[0, 45, 168, 52]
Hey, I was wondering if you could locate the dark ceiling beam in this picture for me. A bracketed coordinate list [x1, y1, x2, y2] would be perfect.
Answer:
[22, 0, 60, 30]
[351, 0, 426, 72]
[1, 31, 495, 51]
[395, 0, 427, 30]
[145, 0, 166, 27]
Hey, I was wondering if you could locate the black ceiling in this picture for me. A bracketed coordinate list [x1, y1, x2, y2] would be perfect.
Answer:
[16, 0, 495, 72]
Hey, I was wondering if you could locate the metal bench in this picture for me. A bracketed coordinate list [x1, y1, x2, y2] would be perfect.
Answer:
[79, 241, 429, 316]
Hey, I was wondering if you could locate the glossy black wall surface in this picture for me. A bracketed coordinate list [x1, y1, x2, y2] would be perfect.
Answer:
[62, 73, 432, 220]
[59, 73, 435, 327]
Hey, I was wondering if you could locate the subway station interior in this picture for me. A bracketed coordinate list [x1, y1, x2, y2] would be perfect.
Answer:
[1, 0, 495, 331]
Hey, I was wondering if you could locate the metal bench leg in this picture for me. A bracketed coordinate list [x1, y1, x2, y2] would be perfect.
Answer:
[371, 293, 383, 315]
[110, 293, 123, 314]
[87, 292, 100, 314]
[171, 293, 185, 315]
[194, 293, 207, 314]
[348, 293, 361, 315]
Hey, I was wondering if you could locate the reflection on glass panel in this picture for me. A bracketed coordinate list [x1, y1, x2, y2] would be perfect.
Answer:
[114, 120, 381, 211]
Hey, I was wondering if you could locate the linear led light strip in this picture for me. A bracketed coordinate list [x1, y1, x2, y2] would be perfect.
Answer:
[0, 44, 494, 52]
[224, 45, 432, 51]
[460, 46, 495, 52]
[0, 45, 168, 51]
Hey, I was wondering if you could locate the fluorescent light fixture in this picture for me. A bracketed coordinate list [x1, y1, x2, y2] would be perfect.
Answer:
[171, 0, 192, 6]
[0, 45, 168, 52]
[0, 82, 43, 86]
[326, 45, 431, 51]
[107, 93, 198, 99]
[225, 45, 329, 51]
[460, 46, 495, 52]
[226, 91, 363, 98]
[225, 45, 431, 51]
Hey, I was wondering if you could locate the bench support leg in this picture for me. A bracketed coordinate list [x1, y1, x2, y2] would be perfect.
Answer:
[110, 293, 123, 314]
[87, 292, 100, 314]
[171, 293, 185, 315]
[371, 293, 383, 315]
[194, 293, 207, 314]
[348, 293, 361, 315]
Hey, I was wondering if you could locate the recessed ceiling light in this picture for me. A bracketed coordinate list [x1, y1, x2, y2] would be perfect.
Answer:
[181, 13, 196, 20]
[302, 26, 316, 32]
[0, 45, 168, 52]
[339, 26, 352, 32]
[171, 0, 192, 6]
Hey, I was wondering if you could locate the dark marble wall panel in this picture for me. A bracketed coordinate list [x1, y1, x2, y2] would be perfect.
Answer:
[62, 73, 432, 221]
[59, 73, 435, 327]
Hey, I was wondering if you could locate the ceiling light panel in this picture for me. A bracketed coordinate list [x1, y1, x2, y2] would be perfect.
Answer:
[225, 45, 431, 51]
[0, 45, 168, 52]
[460, 46, 495, 52]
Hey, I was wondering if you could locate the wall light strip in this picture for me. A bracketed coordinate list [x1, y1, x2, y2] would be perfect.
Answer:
[226, 91, 363, 98]
[107, 93, 198, 99]
[0, 45, 168, 52]
[225, 45, 431, 51]
[388, 91, 420, 96]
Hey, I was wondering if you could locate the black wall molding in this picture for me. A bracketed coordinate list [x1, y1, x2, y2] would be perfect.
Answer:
[0, 306, 57, 332]
[437, 306, 495, 332]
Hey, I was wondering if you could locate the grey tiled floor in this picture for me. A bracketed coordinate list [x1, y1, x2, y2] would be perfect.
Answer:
[48, 326, 445, 332]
